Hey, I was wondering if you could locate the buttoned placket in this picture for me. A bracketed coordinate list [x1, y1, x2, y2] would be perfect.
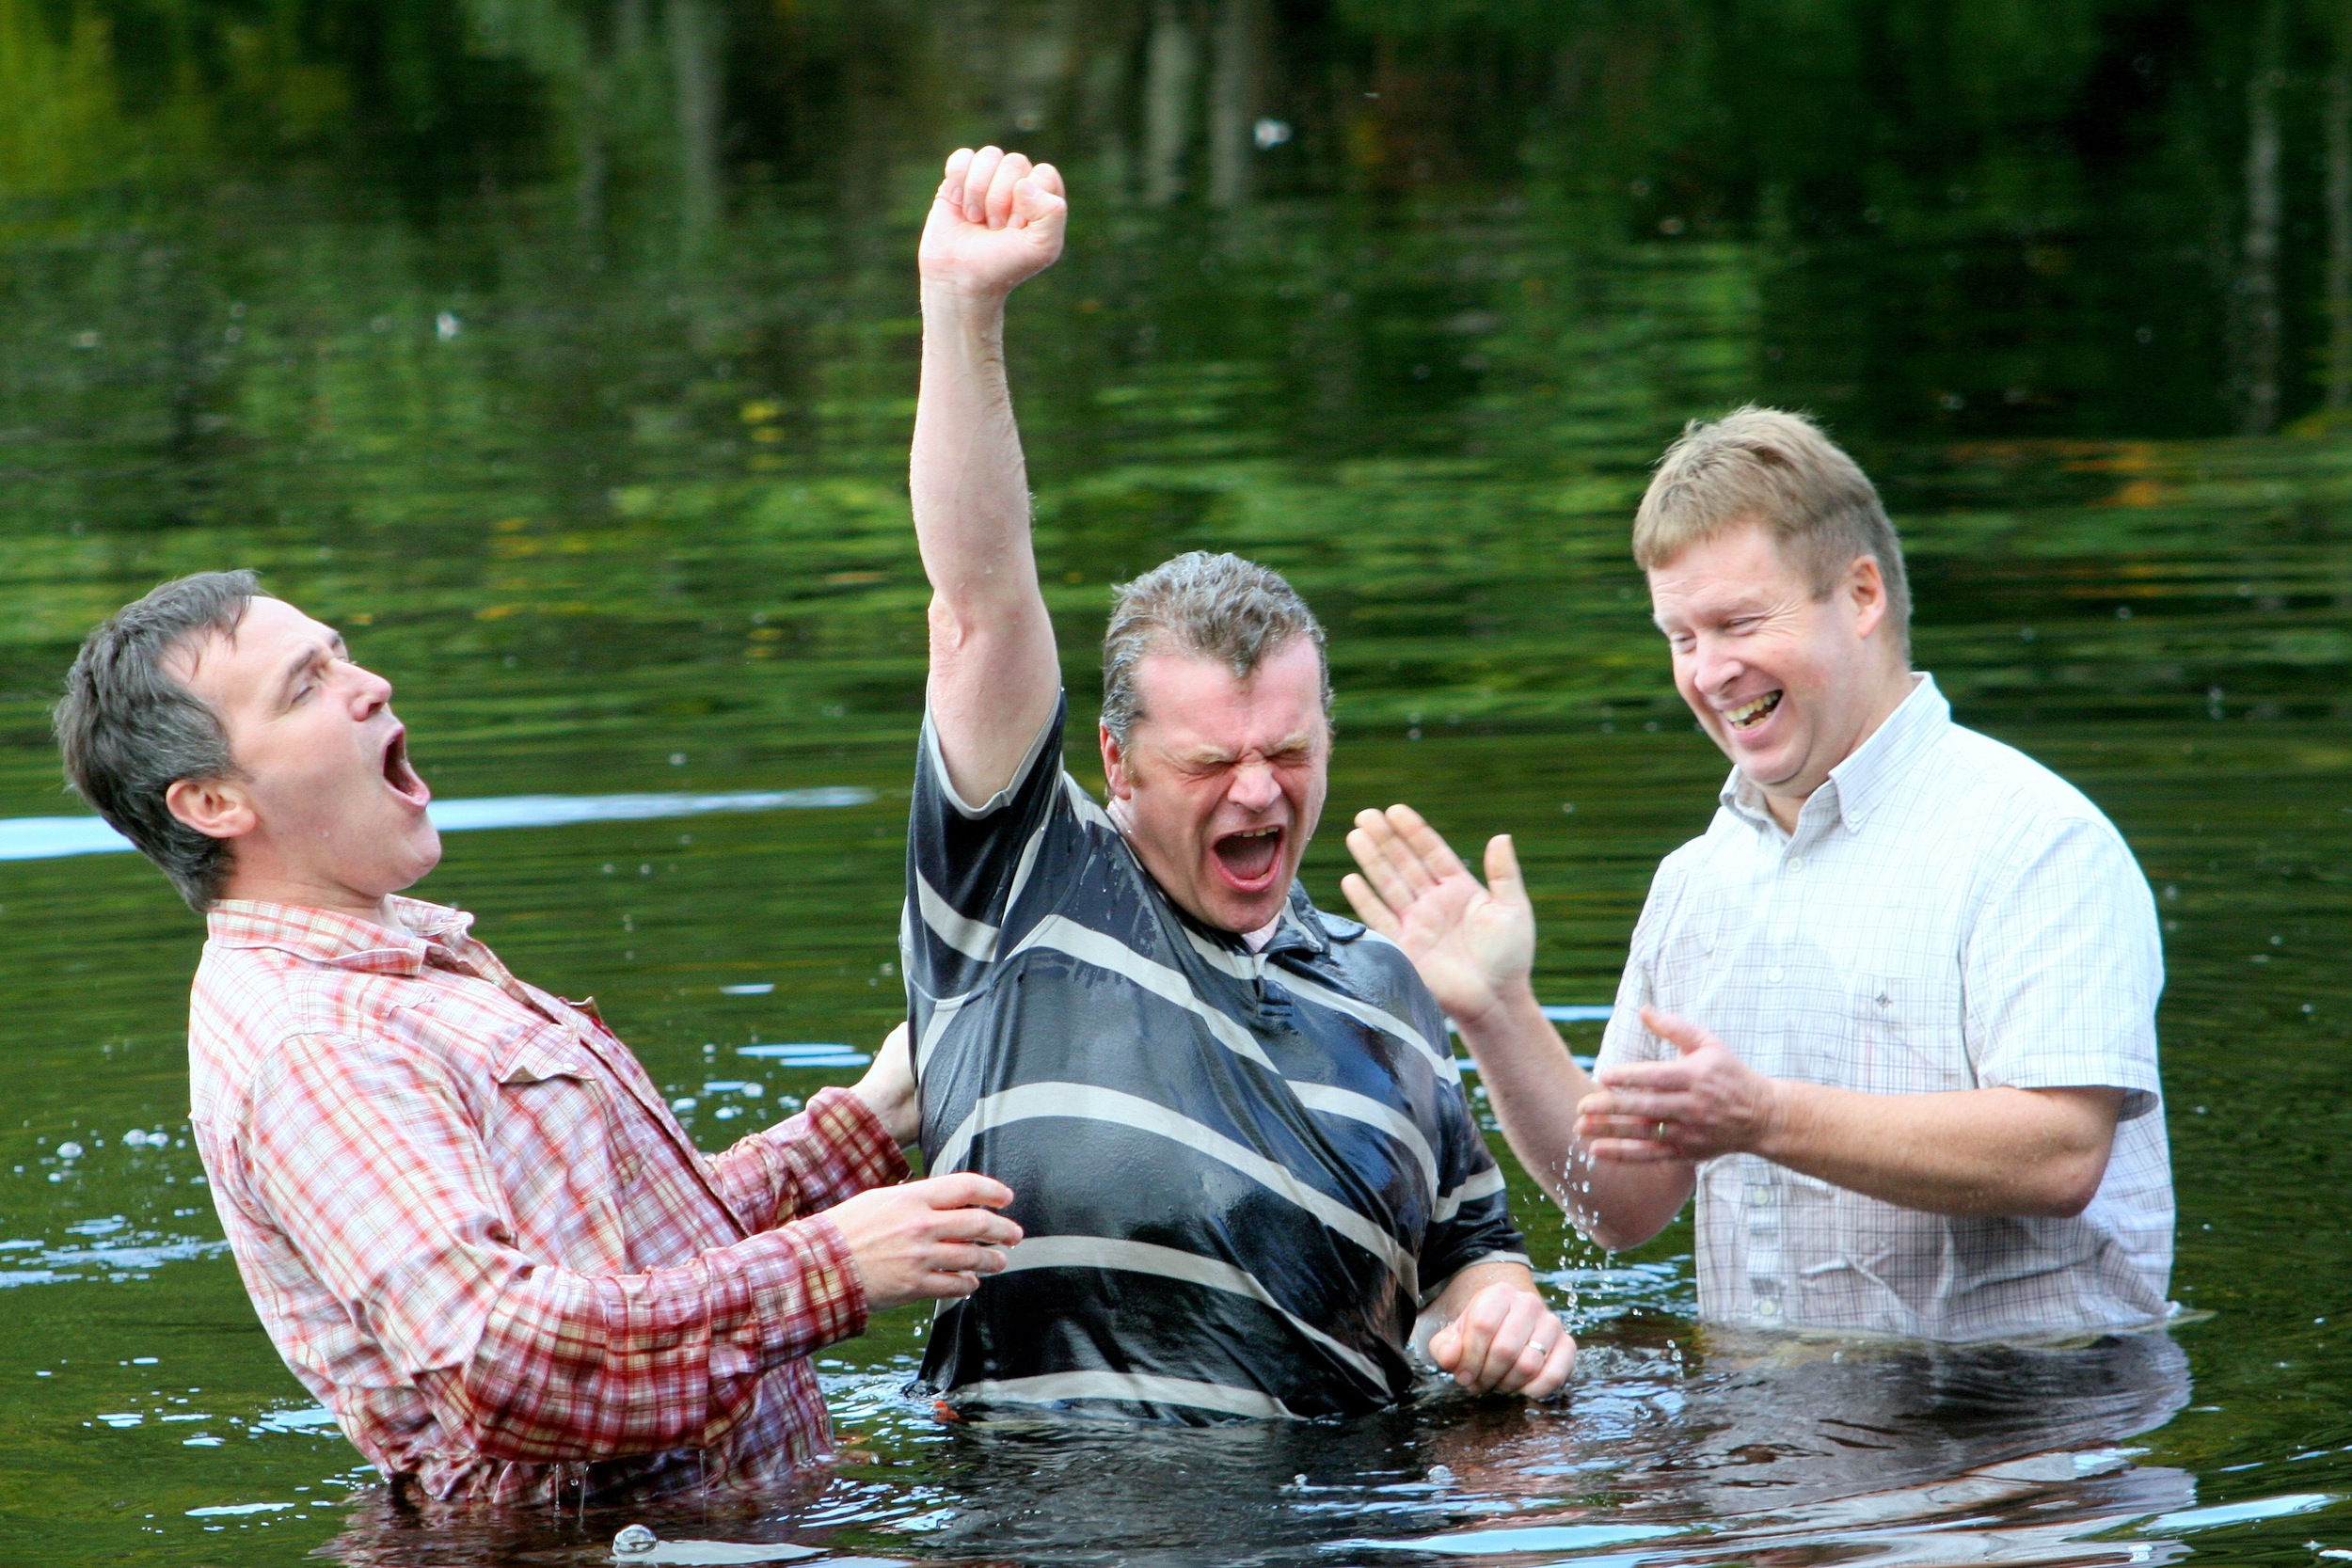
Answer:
[1737, 784, 1843, 1327]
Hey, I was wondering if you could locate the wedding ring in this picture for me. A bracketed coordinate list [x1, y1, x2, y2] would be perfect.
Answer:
[1654, 1120, 1668, 1141]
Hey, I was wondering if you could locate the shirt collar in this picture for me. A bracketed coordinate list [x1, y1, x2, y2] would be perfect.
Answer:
[1719, 673, 1949, 838]
[205, 895, 480, 976]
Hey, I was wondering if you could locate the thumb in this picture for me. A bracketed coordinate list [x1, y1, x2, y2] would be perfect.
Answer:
[1641, 1006, 1711, 1057]
[1011, 171, 1067, 231]
[1484, 833, 1531, 912]
[1427, 1319, 1462, 1371]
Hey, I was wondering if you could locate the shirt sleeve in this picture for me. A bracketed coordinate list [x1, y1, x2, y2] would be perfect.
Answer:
[707, 1086, 908, 1232]
[244, 1031, 869, 1465]
[903, 693, 1073, 999]
[1964, 813, 2165, 1120]
[1413, 978, 1529, 1303]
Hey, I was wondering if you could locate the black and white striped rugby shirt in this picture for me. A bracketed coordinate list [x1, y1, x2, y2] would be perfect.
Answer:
[902, 697, 1528, 1423]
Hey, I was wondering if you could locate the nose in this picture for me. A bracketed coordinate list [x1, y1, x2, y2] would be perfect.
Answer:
[1226, 758, 1281, 815]
[1688, 633, 1743, 699]
[343, 658, 394, 715]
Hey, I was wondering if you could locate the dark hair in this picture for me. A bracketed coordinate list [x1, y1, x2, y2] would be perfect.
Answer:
[1100, 551, 1331, 746]
[55, 571, 261, 911]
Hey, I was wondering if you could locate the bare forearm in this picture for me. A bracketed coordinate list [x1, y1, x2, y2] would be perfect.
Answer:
[1759, 1083, 2120, 1217]
[912, 285, 1058, 797]
[1456, 986, 1691, 1250]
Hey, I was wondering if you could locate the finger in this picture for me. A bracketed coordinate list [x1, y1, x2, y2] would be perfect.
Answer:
[1029, 160, 1066, 198]
[1010, 170, 1067, 234]
[937, 147, 975, 203]
[961, 146, 1005, 220]
[1594, 1060, 1693, 1092]
[1426, 1320, 1462, 1372]
[1483, 833, 1532, 915]
[984, 150, 1032, 228]
[917, 1172, 1016, 1210]
[928, 1243, 1011, 1276]
[930, 1210, 1025, 1247]
[1575, 1112, 1681, 1144]
[922, 1270, 983, 1300]
[1523, 1333, 1577, 1400]
[1494, 1321, 1557, 1395]
[1345, 823, 1422, 917]
[1641, 1006, 1715, 1057]
[1584, 1136, 1682, 1164]
[1338, 872, 1404, 941]
[1578, 1089, 1683, 1123]
[1384, 803, 1474, 890]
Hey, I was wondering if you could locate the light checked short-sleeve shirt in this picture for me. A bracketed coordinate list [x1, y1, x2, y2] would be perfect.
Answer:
[1595, 674, 2172, 1341]
[187, 897, 907, 1503]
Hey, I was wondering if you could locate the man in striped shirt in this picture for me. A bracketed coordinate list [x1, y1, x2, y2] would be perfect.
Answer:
[56, 572, 1024, 1501]
[900, 147, 1572, 1423]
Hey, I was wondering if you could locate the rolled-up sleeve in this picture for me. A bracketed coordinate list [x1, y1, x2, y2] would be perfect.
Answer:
[709, 1086, 910, 1231]
[246, 1033, 871, 1464]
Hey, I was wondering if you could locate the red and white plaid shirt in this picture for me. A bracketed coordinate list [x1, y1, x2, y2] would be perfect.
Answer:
[185, 897, 907, 1504]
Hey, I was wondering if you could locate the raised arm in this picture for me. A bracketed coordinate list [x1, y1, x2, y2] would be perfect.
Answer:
[913, 147, 1069, 803]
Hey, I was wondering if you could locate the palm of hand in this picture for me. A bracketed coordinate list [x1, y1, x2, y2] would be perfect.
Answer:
[1391, 870, 1531, 1016]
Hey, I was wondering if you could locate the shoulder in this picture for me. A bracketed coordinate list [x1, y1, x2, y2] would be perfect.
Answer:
[1931, 723, 2135, 857]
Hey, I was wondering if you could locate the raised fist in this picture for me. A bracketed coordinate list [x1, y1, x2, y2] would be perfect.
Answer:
[917, 147, 1068, 300]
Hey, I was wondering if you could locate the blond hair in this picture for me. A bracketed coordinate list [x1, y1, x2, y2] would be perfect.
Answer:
[1633, 406, 1910, 652]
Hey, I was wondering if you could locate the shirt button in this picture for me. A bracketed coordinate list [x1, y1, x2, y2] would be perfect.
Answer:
[1768, 966, 1785, 984]
[1756, 1297, 1781, 1319]
[1748, 1186, 1772, 1208]
[1787, 855, 1804, 872]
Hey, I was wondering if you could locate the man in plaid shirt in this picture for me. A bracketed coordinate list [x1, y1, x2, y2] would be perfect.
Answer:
[56, 572, 1023, 1503]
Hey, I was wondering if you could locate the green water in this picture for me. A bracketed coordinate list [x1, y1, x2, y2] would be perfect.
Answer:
[7, 3, 2352, 1563]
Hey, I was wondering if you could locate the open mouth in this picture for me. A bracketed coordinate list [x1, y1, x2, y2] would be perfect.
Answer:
[1211, 824, 1285, 890]
[381, 725, 432, 808]
[1723, 690, 1783, 733]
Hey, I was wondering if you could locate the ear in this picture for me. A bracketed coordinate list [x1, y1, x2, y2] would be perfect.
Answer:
[165, 775, 259, 843]
[1844, 553, 1889, 641]
[1098, 722, 1134, 801]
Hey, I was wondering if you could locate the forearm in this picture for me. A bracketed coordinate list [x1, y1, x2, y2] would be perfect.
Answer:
[1457, 985, 1691, 1249]
[913, 285, 1058, 797]
[418, 1219, 865, 1463]
[1759, 1084, 2121, 1218]
[708, 1085, 909, 1230]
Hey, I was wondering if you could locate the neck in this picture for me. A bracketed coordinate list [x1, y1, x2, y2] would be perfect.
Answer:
[217, 864, 399, 927]
[1761, 663, 1919, 832]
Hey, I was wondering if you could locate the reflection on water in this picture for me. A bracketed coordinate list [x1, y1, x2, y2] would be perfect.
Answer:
[6, 3, 2352, 1566]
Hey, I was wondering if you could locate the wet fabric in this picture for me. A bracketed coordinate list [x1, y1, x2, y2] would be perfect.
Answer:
[903, 698, 1526, 1422]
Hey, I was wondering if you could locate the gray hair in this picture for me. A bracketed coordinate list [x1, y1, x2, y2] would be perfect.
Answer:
[55, 571, 260, 911]
[1100, 551, 1330, 747]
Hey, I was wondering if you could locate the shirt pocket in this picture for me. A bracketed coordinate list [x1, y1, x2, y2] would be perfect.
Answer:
[489, 1027, 628, 1268]
[1841, 972, 1972, 1096]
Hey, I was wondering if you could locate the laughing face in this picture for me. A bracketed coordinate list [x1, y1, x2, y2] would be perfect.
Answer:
[1646, 521, 1912, 828]
[1099, 637, 1330, 935]
[165, 595, 440, 918]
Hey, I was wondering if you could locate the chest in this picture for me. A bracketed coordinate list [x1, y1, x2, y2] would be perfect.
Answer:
[398, 977, 738, 1269]
[1650, 832, 1980, 1092]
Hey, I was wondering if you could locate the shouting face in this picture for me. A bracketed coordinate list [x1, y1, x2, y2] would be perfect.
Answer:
[166, 595, 439, 917]
[1646, 522, 1912, 828]
[1100, 637, 1329, 935]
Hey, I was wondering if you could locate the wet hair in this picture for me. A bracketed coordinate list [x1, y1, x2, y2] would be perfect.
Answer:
[1100, 551, 1331, 748]
[1634, 406, 1911, 655]
[55, 570, 260, 911]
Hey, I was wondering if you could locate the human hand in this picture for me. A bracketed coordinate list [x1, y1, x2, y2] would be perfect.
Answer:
[850, 1021, 919, 1148]
[1576, 1007, 1780, 1163]
[822, 1173, 1022, 1311]
[1341, 806, 1535, 1029]
[917, 147, 1068, 302]
[1427, 1280, 1576, 1398]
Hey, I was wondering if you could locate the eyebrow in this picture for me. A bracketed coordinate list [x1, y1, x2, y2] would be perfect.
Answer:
[1175, 732, 1319, 764]
[271, 635, 347, 704]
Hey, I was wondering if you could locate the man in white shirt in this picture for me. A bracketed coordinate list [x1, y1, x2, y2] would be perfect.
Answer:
[1342, 406, 2172, 1341]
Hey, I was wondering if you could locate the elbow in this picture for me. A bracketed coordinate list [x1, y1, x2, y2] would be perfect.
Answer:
[2023, 1147, 2110, 1219]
